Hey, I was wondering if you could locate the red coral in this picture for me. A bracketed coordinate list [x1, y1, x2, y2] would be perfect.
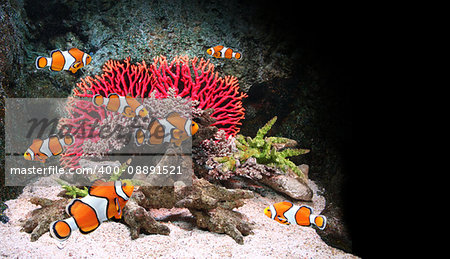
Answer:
[74, 56, 247, 136]
[58, 98, 107, 169]
[60, 56, 247, 169]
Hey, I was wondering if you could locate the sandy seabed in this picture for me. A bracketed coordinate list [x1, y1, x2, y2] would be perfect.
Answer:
[0, 177, 358, 258]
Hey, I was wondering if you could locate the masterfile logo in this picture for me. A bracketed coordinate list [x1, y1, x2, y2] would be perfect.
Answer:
[4, 98, 193, 187]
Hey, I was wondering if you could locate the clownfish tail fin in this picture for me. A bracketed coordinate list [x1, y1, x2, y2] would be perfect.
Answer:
[63, 133, 74, 146]
[234, 52, 242, 60]
[311, 214, 327, 230]
[49, 219, 74, 241]
[134, 128, 146, 146]
[35, 56, 49, 69]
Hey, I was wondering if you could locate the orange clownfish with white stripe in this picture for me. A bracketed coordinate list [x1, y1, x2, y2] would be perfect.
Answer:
[35, 48, 92, 73]
[24, 134, 74, 163]
[134, 112, 199, 147]
[206, 45, 242, 60]
[264, 201, 327, 230]
[92, 93, 149, 118]
[49, 180, 134, 241]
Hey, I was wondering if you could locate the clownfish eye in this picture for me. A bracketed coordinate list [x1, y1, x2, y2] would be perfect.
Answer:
[191, 121, 199, 135]
[123, 182, 127, 186]
[85, 55, 92, 65]
[24, 152, 31, 160]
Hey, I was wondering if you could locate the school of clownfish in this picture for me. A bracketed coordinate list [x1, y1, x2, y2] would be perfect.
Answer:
[24, 45, 325, 242]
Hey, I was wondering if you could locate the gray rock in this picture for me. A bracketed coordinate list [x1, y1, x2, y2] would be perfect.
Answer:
[258, 167, 313, 201]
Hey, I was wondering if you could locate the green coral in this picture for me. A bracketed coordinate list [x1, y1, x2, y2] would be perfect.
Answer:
[55, 179, 88, 198]
[219, 116, 309, 178]
[109, 158, 131, 181]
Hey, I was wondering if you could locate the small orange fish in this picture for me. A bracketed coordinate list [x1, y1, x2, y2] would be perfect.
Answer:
[206, 45, 242, 60]
[49, 180, 134, 241]
[35, 48, 91, 73]
[264, 201, 326, 230]
[24, 134, 74, 163]
[93, 93, 149, 118]
[134, 112, 199, 147]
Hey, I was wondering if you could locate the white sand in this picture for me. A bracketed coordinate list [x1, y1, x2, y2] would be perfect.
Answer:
[0, 178, 358, 258]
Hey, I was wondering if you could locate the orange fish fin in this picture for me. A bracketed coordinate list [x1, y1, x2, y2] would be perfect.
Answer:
[114, 197, 122, 219]
[50, 220, 72, 241]
[88, 179, 106, 195]
[35, 153, 47, 163]
[107, 93, 119, 98]
[279, 201, 293, 207]
[72, 61, 82, 69]
[313, 215, 327, 230]
[35, 56, 48, 68]
[32, 139, 41, 144]
[93, 94, 104, 106]
[63, 134, 74, 146]
[166, 112, 179, 120]
[172, 129, 183, 139]
[123, 106, 134, 117]
[134, 128, 146, 146]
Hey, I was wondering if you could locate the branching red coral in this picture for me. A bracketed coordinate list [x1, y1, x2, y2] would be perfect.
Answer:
[73, 56, 247, 136]
[58, 98, 106, 169]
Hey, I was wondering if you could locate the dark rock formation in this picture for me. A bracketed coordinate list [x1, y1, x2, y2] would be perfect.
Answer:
[122, 199, 170, 239]
[316, 202, 352, 253]
[133, 176, 254, 244]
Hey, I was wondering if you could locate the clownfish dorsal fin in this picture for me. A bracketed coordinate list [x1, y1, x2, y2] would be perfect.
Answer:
[166, 112, 179, 120]
[32, 139, 41, 144]
[50, 49, 61, 56]
[88, 179, 106, 194]
[107, 93, 119, 98]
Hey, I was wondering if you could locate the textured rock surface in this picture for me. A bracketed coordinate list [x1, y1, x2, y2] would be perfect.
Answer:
[316, 202, 353, 253]
[122, 199, 170, 239]
[20, 197, 69, 242]
[259, 169, 313, 201]
[134, 176, 254, 244]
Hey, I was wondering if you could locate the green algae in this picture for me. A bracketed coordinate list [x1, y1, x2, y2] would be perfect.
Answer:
[218, 116, 309, 178]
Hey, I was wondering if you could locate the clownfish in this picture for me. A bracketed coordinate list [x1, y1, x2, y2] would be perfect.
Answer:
[35, 48, 92, 73]
[206, 45, 242, 60]
[134, 112, 199, 147]
[264, 201, 327, 230]
[92, 93, 149, 118]
[24, 134, 74, 163]
[49, 180, 134, 241]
